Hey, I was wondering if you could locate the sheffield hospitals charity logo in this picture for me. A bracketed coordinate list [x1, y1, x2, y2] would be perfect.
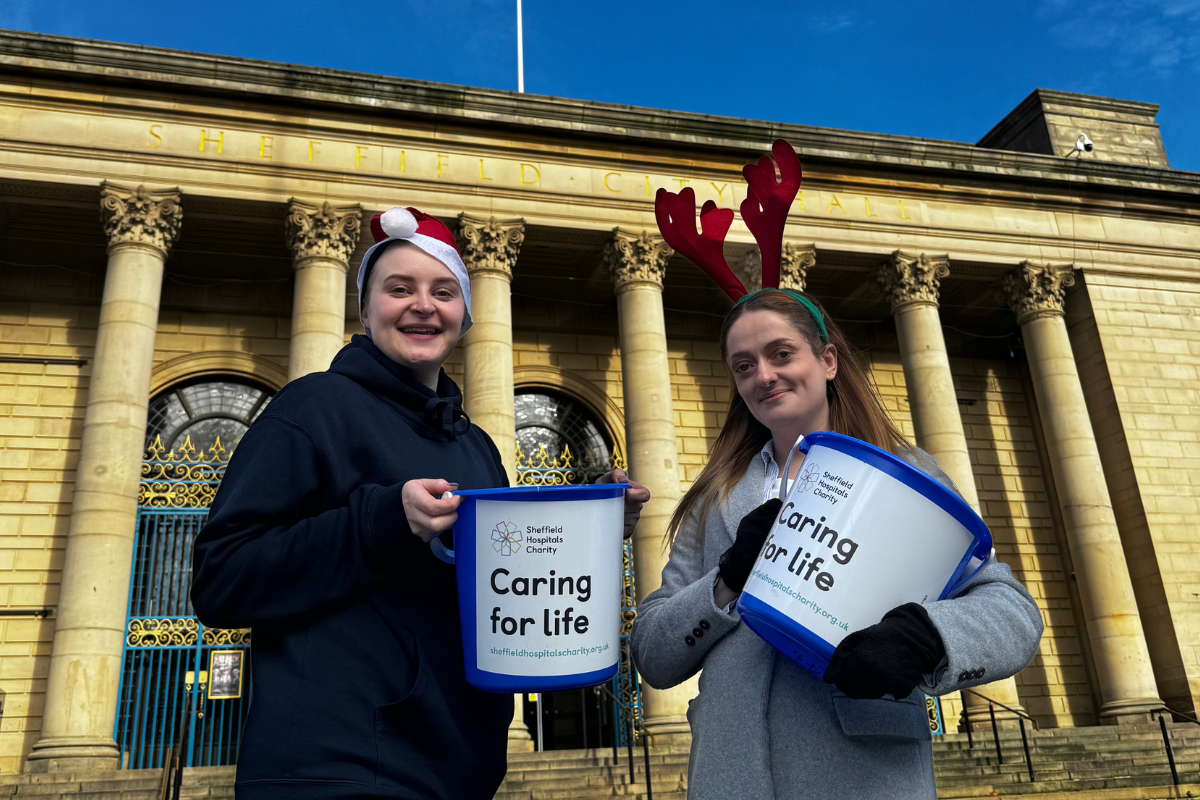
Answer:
[798, 462, 821, 493]
[491, 521, 523, 556]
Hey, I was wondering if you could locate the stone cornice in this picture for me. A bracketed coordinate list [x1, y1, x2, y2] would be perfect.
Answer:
[603, 230, 673, 293]
[877, 251, 951, 311]
[456, 215, 524, 280]
[285, 199, 362, 266]
[99, 181, 181, 256]
[1001, 261, 1076, 324]
[1, 31, 1198, 199]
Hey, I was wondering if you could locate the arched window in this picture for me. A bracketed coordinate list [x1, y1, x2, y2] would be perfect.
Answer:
[145, 378, 273, 456]
[514, 389, 617, 484]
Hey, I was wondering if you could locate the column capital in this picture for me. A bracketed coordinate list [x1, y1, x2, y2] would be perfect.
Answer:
[877, 250, 949, 311]
[737, 243, 815, 293]
[99, 182, 182, 257]
[602, 228, 673, 293]
[286, 199, 362, 268]
[1001, 261, 1075, 324]
[456, 214, 525, 280]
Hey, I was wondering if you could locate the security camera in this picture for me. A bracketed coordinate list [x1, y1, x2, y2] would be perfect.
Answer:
[1075, 134, 1093, 153]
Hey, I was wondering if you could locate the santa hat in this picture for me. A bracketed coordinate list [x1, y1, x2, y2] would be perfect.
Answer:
[357, 206, 473, 337]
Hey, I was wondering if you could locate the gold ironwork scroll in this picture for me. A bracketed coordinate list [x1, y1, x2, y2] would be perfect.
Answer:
[514, 443, 626, 487]
[203, 628, 252, 646]
[125, 619, 252, 648]
[126, 618, 199, 647]
[138, 434, 230, 508]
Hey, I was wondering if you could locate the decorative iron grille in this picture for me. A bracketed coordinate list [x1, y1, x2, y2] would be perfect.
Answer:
[512, 387, 642, 749]
[515, 443, 626, 486]
[114, 434, 251, 770]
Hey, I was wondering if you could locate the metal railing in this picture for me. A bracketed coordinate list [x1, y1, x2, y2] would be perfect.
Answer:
[597, 683, 653, 800]
[959, 689, 1040, 783]
[1154, 705, 1200, 787]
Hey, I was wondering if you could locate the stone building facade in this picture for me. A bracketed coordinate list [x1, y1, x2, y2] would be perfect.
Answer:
[1, 30, 1199, 775]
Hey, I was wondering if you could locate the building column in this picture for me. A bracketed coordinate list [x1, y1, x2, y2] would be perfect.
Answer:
[456, 215, 531, 751]
[1003, 262, 1162, 723]
[285, 200, 362, 381]
[737, 242, 815, 292]
[457, 215, 523, 480]
[26, 183, 182, 772]
[602, 229, 691, 744]
[878, 251, 1026, 726]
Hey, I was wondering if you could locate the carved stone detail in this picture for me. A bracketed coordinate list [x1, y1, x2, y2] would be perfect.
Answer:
[1001, 261, 1076, 324]
[737, 248, 762, 292]
[100, 182, 182, 255]
[877, 250, 950, 310]
[456, 215, 525, 280]
[286, 199, 363, 266]
[738, 243, 815, 293]
[602, 229, 673, 292]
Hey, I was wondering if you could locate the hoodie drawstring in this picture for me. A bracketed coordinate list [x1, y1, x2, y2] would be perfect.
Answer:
[424, 397, 471, 437]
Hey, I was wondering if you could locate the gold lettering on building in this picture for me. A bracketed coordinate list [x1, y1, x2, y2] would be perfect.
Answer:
[199, 130, 223, 153]
[117, 123, 921, 226]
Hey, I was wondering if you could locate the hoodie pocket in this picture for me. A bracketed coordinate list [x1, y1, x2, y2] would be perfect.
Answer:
[373, 654, 464, 794]
[830, 690, 931, 740]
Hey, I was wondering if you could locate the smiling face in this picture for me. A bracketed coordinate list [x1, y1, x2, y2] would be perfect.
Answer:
[359, 242, 466, 390]
[725, 309, 838, 442]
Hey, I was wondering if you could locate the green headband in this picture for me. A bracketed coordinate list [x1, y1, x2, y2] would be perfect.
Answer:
[735, 288, 829, 344]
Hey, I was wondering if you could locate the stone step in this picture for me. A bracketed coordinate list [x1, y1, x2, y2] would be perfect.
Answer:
[500, 770, 688, 793]
[508, 753, 691, 768]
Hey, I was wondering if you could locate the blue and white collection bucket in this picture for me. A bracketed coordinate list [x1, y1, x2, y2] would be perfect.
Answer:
[737, 431, 992, 677]
[447, 484, 626, 693]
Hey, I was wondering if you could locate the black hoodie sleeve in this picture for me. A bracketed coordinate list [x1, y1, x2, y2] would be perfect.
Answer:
[191, 414, 416, 629]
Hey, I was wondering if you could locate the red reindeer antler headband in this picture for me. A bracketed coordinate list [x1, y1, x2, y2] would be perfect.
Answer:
[654, 138, 827, 343]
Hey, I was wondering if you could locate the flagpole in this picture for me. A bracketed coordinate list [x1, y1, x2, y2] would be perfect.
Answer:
[516, 0, 525, 93]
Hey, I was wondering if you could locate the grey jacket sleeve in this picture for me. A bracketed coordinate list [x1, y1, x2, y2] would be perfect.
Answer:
[900, 446, 1044, 696]
[630, 516, 742, 691]
[920, 555, 1043, 696]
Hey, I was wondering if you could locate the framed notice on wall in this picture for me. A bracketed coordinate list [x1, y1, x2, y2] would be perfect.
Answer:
[207, 650, 244, 700]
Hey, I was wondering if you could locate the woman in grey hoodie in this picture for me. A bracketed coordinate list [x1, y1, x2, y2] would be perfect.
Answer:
[630, 288, 1043, 800]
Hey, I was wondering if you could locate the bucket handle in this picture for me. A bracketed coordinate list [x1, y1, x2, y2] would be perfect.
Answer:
[430, 490, 456, 564]
[944, 545, 994, 598]
[776, 434, 810, 502]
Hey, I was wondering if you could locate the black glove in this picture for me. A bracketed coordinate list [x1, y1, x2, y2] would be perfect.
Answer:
[822, 602, 945, 700]
[717, 498, 783, 594]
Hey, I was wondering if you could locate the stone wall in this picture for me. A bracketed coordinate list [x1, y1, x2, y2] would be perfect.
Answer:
[1077, 273, 1200, 715]
[0, 299, 94, 774]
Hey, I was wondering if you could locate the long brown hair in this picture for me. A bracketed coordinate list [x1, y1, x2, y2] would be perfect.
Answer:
[665, 289, 909, 546]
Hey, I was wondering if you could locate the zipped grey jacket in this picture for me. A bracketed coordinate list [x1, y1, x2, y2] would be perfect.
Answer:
[630, 448, 1043, 800]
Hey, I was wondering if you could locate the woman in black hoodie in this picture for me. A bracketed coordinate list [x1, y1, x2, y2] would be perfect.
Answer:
[192, 207, 648, 800]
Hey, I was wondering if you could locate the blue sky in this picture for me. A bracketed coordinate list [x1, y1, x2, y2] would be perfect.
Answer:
[3, 0, 1199, 172]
